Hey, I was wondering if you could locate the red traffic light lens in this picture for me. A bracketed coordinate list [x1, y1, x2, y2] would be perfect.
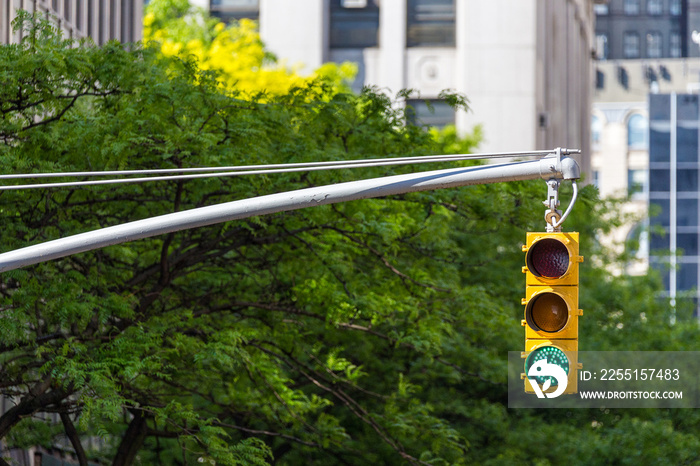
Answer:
[527, 238, 569, 278]
[526, 293, 568, 333]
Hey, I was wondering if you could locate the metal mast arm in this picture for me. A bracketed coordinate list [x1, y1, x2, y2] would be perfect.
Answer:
[0, 152, 581, 273]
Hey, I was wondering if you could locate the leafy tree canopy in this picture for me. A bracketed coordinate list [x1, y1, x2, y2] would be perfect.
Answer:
[143, 0, 357, 96]
[0, 10, 699, 466]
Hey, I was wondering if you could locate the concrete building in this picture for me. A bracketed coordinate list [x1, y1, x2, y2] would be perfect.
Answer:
[204, 0, 596, 175]
[594, 0, 686, 60]
[592, 58, 700, 197]
[592, 1, 700, 311]
[1, 0, 144, 45]
[592, 58, 700, 278]
[594, 0, 700, 60]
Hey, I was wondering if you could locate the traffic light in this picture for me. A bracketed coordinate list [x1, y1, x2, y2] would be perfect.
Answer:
[521, 232, 583, 396]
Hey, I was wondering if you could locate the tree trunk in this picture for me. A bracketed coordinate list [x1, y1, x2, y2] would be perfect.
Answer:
[112, 411, 149, 466]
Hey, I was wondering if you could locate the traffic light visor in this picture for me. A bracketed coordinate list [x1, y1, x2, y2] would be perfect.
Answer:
[526, 238, 569, 278]
[526, 292, 568, 333]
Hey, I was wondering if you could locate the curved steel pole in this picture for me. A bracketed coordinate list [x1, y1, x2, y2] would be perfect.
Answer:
[0, 155, 580, 272]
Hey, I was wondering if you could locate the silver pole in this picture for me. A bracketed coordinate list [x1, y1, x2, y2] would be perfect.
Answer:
[0, 155, 580, 272]
[670, 93, 677, 311]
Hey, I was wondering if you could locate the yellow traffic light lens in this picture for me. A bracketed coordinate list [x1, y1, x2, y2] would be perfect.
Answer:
[527, 238, 569, 278]
[527, 293, 568, 333]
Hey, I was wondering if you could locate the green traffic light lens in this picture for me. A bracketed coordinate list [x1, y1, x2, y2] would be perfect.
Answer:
[527, 238, 569, 278]
[527, 292, 568, 333]
[525, 346, 570, 386]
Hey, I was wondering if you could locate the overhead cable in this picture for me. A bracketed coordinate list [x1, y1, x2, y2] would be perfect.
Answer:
[0, 149, 574, 191]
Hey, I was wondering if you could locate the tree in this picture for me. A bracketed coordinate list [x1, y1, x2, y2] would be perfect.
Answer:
[143, 0, 357, 96]
[0, 12, 474, 464]
[2, 11, 700, 466]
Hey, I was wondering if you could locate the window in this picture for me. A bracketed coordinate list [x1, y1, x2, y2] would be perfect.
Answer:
[626, 223, 649, 260]
[628, 114, 649, 149]
[596, 69, 605, 89]
[624, 0, 640, 15]
[406, 99, 455, 128]
[594, 4, 609, 15]
[110, 0, 117, 39]
[677, 169, 699, 192]
[678, 263, 699, 292]
[646, 65, 658, 84]
[407, 0, 455, 47]
[678, 199, 699, 227]
[647, 0, 663, 15]
[211, 0, 259, 7]
[618, 66, 629, 89]
[121, 0, 132, 42]
[647, 32, 662, 58]
[628, 169, 647, 196]
[670, 32, 682, 58]
[87, 0, 93, 36]
[76, 0, 82, 31]
[623, 32, 640, 58]
[330, 0, 379, 48]
[210, 0, 260, 22]
[649, 199, 670, 226]
[596, 34, 608, 60]
[676, 262, 698, 294]
[592, 115, 603, 146]
[677, 234, 699, 256]
[670, 0, 682, 15]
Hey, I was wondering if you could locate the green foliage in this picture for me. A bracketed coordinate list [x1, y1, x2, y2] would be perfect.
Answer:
[0, 11, 698, 466]
[6, 419, 62, 449]
[143, 0, 357, 96]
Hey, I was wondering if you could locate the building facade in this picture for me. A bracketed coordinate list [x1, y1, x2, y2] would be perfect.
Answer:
[591, 58, 700, 278]
[1, 0, 143, 45]
[203, 0, 595, 174]
[595, 0, 700, 60]
[592, 0, 700, 310]
[594, 0, 686, 60]
[592, 58, 700, 202]
[649, 93, 700, 308]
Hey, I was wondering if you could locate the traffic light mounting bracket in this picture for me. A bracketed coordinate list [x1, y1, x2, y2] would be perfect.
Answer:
[543, 178, 578, 233]
[542, 147, 580, 233]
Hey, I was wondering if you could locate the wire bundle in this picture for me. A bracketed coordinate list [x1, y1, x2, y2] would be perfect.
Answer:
[0, 150, 564, 191]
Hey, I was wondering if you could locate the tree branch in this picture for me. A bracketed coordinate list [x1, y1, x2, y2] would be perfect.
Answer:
[60, 411, 88, 466]
[0, 378, 68, 439]
[322, 226, 450, 293]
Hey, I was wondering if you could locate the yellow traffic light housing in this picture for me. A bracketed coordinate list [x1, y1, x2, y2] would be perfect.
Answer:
[522, 232, 583, 395]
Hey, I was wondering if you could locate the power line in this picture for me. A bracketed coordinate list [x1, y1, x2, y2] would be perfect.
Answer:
[0, 150, 553, 179]
[0, 149, 575, 191]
